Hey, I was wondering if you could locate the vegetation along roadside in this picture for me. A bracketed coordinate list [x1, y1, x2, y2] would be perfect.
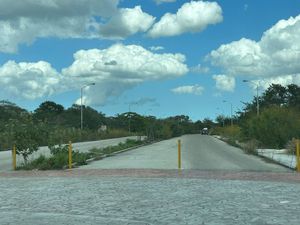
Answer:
[17, 139, 146, 170]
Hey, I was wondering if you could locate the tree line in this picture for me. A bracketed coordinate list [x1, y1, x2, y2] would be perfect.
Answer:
[0, 100, 213, 155]
[215, 83, 300, 149]
[2, 82, 297, 159]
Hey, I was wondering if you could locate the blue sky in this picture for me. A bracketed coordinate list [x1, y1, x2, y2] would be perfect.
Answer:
[0, 0, 300, 121]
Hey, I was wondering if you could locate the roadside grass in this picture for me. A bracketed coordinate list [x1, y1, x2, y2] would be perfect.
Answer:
[213, 125, 259, 155]
[17, 139, 146, 170]
[219, 136, 259, 155]
[285, 138, 297, 155]
[89, 138, 144, 156]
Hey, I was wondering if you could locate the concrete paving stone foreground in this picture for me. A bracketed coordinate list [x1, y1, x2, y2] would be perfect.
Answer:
[1, 169, 300, 225]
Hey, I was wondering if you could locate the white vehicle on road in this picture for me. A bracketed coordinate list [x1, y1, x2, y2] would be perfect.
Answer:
[201, 127, 209, 135]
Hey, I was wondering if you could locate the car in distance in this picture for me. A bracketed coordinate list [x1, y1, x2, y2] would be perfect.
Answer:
[201, 127, 209, 135]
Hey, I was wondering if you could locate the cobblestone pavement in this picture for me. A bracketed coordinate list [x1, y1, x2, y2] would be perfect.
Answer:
[1, 169, 300, 225]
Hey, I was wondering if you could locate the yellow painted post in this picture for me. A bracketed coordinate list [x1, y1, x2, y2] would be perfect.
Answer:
[12, 145, 16, 170]
[178, 139, 181, 169]
[296, 139, 300, 172]
[68, 141, 72, 169]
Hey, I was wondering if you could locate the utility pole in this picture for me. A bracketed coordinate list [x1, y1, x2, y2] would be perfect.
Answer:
[80, 83, 95, 130]
[223, 100, 233, 126]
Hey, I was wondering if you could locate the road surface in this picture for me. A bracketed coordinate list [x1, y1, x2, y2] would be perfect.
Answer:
[0, 135, 298, 224]
[0, 170, 299, 225]
[81, 134, 289, 172]
[0, 136, 141, 171]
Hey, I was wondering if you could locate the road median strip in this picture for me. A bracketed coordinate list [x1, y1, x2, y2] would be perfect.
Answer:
[16, 139, 156, 171]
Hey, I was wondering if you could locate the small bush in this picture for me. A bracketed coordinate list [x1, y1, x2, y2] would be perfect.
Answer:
[243, 139, 259, 155]
[73, 151, 90, 165]
[49, 144, 68, 155]
[285, 138, 297, 155]
[17, 154, 47, 170]
[89, 139, 145, 157]
[226, 138, 240, 148]
[49, 152, 68, 169]
[18, 138, 146, 170]
[214, 125, 241, 140]
[18, 151, 88, 170]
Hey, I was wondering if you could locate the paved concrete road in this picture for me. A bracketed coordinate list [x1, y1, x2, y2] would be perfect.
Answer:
[81, 134, 289, 172]
[0, 171, 300, 225]
[0, 136, 140, 171]
[181, 135, 288, 171]
[80, 137, 179, 169]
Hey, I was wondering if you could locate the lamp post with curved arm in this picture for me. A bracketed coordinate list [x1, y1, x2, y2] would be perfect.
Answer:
[81, 83, 95, 130]
[216, 107, 225, 127]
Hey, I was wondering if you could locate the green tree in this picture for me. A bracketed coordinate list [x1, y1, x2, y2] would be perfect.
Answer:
[14, 118, 42, 163]
[81, 106, 106, 130]
[61, 104, 81, 128]
[286, 84, 300, 108]
[33, 101, 64, 124]
[260, 84, 287, 107]
[241, 106, 300, 148]
[0, 101, 29, 150]
[0, 100, 28, 122]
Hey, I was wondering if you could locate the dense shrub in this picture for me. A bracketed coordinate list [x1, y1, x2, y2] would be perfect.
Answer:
[18, 139, 146, 170]
[240, 106, 300, 148]
[285, 138, 297, 155]
[213, 125, 241, 140]
[242, 139, 259, 155]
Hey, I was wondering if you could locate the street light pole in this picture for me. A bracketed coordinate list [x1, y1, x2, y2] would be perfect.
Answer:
[216, 107, 225, 127]
[81, 87, 83, 130]
[230, 102, 233, 126]
[243, 80, 259, 116]
[128, 104, 131, 133]
[80, 83, 95, 130]
[223, 100, 233, 126]
[256, 85, 259, 116]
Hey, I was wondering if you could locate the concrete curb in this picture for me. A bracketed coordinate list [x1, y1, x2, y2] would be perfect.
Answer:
[256, 153, 295, 170]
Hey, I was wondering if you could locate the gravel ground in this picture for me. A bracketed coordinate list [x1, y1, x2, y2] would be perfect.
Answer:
[0, 170, 300, 225]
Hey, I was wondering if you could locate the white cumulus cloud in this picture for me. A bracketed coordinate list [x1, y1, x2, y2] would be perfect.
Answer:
[148, 1, 223, 38]
[149, 46, 165, 51]
[0, 1, 159, 53]
[247, 75, 300, 92]
[209, 14, 300, 82]
[0, 60, 61, 99]
[213, 75, 235, 92]
[171, 84, 204, 95]
[62, 44, 188, 105]
[0, 44, 188, 103]
[154, 0, 176, 4]
[0, 0, 120, 53]
[190, 64, 210, 74]
[100, 6, 155, 39]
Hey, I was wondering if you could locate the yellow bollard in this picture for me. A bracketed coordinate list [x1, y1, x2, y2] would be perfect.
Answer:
[12, 145, 16, 170]
[178, 139, 181, 170]
[68, 141, 72, 169]
[296, 140, 300, 172]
